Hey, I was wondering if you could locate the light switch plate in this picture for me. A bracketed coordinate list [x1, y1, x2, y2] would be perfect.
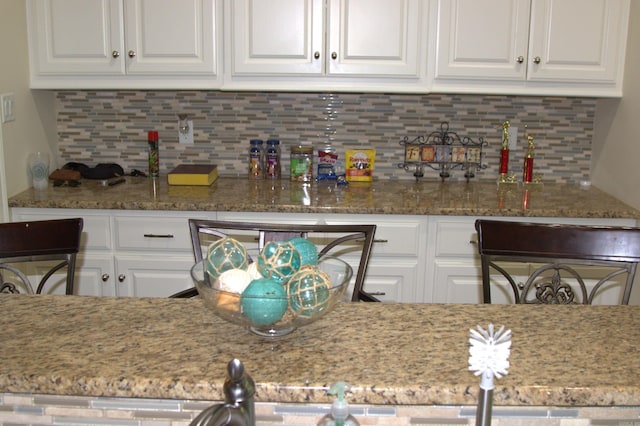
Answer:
[1, 93, 16, 123]
[178, 120, 193, 144]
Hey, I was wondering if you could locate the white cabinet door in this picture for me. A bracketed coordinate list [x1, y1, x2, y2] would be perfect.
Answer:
[435, 0, 530, 81]
[27, 0, 221, 88]
[75, 255, 118, 297]
[527, 0, 628, 84]
[114, 255, 195, 297]
[27, 0, 125, 77]
[123, 0, 218, 76]
[225, 0, 429, 91]
[327, 0, 423, 77]
[433, 0, 630, 96]
[227, 0, 324, 75]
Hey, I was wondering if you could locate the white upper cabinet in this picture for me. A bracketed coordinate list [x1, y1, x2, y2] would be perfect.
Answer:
[432, 0, 630, 97]
[27, 0, 222, 89]
[224, 0, 430, 92]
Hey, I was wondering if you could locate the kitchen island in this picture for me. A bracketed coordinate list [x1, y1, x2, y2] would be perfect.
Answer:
[2, 295, 640, 425]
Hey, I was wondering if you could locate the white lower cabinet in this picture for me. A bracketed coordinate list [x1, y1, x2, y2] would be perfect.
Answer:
[426, 215, 640, 304]
[217, 212, 428, 302]
[11, 207, 640, 303]
[10, 208, 212, 297]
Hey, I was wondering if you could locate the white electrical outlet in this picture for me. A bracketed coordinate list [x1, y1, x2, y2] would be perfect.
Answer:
[1, 93, 16, 123]
[178, 120, 194, 144]
[507, 126, 518, 150]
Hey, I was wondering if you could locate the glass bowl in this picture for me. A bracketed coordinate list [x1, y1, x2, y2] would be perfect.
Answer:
[191, 255, 352, 337]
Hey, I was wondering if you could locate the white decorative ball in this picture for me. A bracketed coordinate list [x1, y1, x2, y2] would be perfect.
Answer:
[217, 268, 252, 293]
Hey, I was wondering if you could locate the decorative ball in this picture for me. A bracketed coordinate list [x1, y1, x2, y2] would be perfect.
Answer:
[217, 268, 252, 293]
[215, 291, 241, 315]
[241, 278, 288, 325]
[287, 265, 331, 318]
[287, 237, 318, 266]
[206, 238, 249, 280]
[258, 241, 301, 284]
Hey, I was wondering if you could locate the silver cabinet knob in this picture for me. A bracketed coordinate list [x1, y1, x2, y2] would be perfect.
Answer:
[516, 55, 524, 63]
[533, 56, 541, 64]
[101, 273, 109, 282]
[112, 51, 120, 58]
[331, 52, 337, 60]
[128, 50, 136, 58]
[118, 274, 125, 282]
[314, 51, 320, 59]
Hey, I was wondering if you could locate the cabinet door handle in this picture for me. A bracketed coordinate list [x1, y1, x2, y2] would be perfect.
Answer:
[112, 50, 120, 58]
[516, 55, 524, 63]
[331, 51, 337, 60]
[118, 274, 126, 282]
[314, 51, 320, 59]
[128, 50, 136, 58]
[143, 233, 174, 238]
[101, 273, 109, 282]
[533, 56, 541, 64]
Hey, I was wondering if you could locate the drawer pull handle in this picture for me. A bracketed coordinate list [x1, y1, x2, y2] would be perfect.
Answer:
[368, 291, 386, 296]
[356, 238, 388, 244]
[118, 274, 126, 282]
[101, 273, 109, 282]
[143, 233, 175, 238]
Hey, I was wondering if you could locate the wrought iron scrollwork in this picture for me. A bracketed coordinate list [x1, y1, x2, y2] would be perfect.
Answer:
[398, 122, 487, 182]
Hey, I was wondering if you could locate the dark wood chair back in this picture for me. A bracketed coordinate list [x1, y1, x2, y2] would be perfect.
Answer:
[171, 219, 378, 302]
[475, 219, 640, 304]
[0, 218, 84, 295]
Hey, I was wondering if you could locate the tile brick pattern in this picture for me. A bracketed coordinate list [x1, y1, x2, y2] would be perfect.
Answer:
[2, 393, 640, 425]
[56, 91, 596, 183]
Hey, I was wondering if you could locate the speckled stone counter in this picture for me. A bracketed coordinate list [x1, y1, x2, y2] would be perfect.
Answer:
[2, 295, 640, 407]
[8, 177, 640, 218]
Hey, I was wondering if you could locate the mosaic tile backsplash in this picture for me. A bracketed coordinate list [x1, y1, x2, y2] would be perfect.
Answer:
[55, 91, 596, 182]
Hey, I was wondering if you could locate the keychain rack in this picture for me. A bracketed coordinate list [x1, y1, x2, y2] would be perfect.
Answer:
[398, 122, 487, 182]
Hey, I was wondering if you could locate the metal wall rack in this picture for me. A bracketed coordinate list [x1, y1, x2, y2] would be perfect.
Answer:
[398, 122, 487, 182]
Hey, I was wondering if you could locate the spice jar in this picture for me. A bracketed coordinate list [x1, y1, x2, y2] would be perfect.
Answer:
[290, 145, 313, 182]
[248, 139, 264, 179]
[266, 139, 281, 179]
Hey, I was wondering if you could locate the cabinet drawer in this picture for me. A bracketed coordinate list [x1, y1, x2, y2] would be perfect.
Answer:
[11, 208, 111, 251]
[369, 221, 424, 257]
[114, 216, 193, 252]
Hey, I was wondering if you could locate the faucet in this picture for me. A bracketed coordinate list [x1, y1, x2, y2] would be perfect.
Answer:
[190, 358, 256, 426]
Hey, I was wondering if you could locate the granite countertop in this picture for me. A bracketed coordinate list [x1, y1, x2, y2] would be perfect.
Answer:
[8, 176, 640, 218]
[2, 295, 640, 407]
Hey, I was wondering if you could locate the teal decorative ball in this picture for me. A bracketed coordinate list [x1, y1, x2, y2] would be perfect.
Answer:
[206, 237, 249, 280]
[241, 278, 288, 325]
[287, 237, 318, 266]
[258, 241, 301, 284]
[287, 265, 331, 318]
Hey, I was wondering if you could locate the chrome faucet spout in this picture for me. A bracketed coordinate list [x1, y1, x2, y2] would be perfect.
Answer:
[190, 358, 256, 426]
